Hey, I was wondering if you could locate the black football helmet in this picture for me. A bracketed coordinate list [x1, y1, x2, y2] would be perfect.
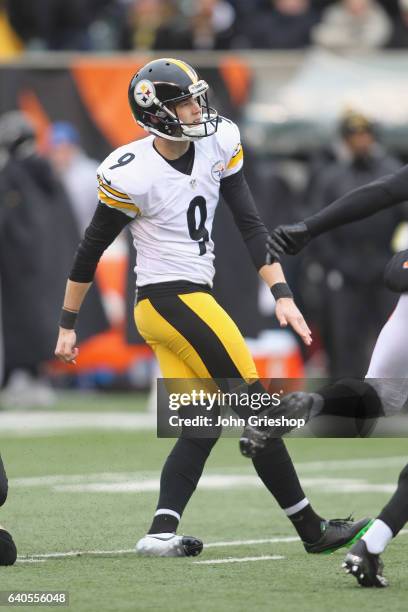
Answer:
[128, 58, 218, 141]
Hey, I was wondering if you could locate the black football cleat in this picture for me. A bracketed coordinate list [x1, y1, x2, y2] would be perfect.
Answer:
[342, 539, 389, 587]
[304, 517, 372, 555]
[182, 535, 204, 557]
[239, 392, 315, 458]
[0, 529, 17, 566]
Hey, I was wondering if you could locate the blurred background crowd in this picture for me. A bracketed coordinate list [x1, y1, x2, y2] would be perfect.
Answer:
[2, 0, 408, 56]
[1, 0, 408, 408]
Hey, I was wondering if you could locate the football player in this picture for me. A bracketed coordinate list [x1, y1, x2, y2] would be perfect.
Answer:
[265, 161, 408, 420]
[237, 160, 408, 446]
[55, 58, 370, 557]
[343, 462, 408, 587]
[0, 455, 17, 565]
[263, 146, 408, 586]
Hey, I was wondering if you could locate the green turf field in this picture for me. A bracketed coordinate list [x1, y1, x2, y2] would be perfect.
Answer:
[0, 393, 407, 611]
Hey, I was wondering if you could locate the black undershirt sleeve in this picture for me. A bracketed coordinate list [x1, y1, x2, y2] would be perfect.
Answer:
[220, 168, 269, 270]
[305, 164, 408, 237]
[69, 203, 132, 283]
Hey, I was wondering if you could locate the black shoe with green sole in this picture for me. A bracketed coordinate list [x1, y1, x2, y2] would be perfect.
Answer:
[304, 517, 373, 554]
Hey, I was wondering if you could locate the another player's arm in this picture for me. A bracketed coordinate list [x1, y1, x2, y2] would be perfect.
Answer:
[55, 204, 131, 364]
[268, 164, 408, 256]
[220, 169, 312, 346]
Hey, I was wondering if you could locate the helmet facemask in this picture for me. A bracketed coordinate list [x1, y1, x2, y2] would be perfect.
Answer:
[137, 79, 219, 141]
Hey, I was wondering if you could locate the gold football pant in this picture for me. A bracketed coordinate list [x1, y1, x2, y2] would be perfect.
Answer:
[135, 290, 307, 522]
[134, 290, 258, 383]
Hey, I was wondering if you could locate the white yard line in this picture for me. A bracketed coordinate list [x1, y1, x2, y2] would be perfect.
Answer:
[294, 456, 407, 473]
[0, 411, 155, 435]
[193, 555, 285, 565]
[50, 476, 398, 495]
[206, 536, 299, 548]
[11, 472, 160, 488]
[17, 531, 408, 564]
[18, 549, 137, 560]
[10, 456, 407, 490]
[18, 536, 301, 561]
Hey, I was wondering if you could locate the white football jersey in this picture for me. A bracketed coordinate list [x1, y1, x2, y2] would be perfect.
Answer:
[96, 117, 243, 287]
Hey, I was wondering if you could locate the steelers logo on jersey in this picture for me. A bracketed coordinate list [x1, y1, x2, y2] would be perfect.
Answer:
[211, 159, 225, 182]
[134, 80, 156, 108]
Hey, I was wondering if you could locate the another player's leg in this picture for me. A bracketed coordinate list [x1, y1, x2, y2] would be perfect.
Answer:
[343, 294, 408, 578]
[239, 377, 384, 443]
[343, 463, 408, 587]
[243, 293, 408, 443]
[364, 293, 408, 416]
[0, 455, 17, 566]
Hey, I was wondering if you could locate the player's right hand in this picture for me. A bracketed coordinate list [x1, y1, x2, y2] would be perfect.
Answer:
[267, 222, 311, 258]
[55, 328, 79, 365]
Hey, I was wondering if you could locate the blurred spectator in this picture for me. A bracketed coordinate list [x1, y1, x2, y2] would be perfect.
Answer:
[182, 0, 236, 50]
[120, 0, 178, 50]
[0, 0, 23, 58]
[47, 122, 99, 234]
[386, 0, 408, 47]
[47, 121, 127, 330]
[121, 0, 235, 51]
[308, 111, 405, 378]
[313, 0, 392, 50]
[238, 0, 320, 49]
[6, 0, 113, 51]
[0, 112, 107, 407]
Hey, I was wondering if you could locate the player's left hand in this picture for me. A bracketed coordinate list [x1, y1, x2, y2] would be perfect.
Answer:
[275, 298, 312, 346]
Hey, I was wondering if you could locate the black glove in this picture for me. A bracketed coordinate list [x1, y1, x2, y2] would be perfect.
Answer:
[266, 222, 311, 260]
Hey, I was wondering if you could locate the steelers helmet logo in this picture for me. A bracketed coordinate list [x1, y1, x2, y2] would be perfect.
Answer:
[134, 80, 156, 108]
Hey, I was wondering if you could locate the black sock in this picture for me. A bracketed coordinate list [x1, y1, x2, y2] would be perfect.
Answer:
[148, 436, 218, 534]
[378, 463, 408, 536]
[252, 438, 305, 507]
[0, 530, 17, 566]
[288, 505, 324, 543]
[148, 513, 179, 534]
[251, 437, 323, 541]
